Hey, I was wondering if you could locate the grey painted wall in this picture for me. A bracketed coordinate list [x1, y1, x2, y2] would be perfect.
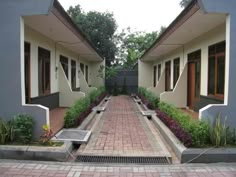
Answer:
[0, 0, 54, 138]
[106, 69, 138, 94]
[199, 0, 236, 129]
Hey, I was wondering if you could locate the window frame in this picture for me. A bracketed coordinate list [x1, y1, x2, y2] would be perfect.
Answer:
[153, 65, 157, 87]
[173, 58, 180, 87]
[71, 59, 76, 90]
[60, 55, 69, 79]
[38, 47, 51, 96]
[158, 64, 161, 81]
[207, 41, 225, 100]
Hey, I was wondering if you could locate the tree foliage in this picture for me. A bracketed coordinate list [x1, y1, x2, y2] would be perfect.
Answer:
[179, 0, 191, 8]
[67, 5, 118, 66]
[114, 27, 165, 68]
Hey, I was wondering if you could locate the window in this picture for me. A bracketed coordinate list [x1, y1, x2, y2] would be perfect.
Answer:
[80, 63, 84, 74]
[85, 65, 89, 83]
[60, 55, 69, 79]
[208, 41, 225, 98]
[71, 60, 76, 90]
[158, 64, 161, 81]
[173, 58, 180, 87]
[153, 65, 157, 87]
[165, 61, 171, 91]
[38, 47, 50, 95]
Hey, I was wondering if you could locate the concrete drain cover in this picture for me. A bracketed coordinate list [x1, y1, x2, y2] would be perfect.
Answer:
[93, 106, 106, 113]
[134, 98, 141, 103]
[141, 110, 156, 116]
[55, 129, 91, 144]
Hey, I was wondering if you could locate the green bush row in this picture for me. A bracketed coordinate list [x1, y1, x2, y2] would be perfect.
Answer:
[0, 114, 34, 145]
[64, 87, 106, 128]
[138, 87, 159, 108]
[159, 102, 210, 147]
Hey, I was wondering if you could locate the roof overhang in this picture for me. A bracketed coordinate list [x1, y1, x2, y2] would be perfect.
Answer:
[141, 0, 227, 62]
[23, 0, 103, 62]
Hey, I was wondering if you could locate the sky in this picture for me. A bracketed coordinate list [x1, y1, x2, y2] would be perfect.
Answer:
[58, 0, 183, 33]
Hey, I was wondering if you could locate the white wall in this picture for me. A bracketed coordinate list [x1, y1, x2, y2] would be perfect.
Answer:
[24, 25, 96, 98]
[152, 23, 226, 97]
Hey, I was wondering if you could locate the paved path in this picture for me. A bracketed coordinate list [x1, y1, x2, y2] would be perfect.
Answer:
[77, 95, 170, 157]
[1, 160, 236, 177]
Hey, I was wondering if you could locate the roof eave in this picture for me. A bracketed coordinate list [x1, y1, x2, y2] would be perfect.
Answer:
[140, 0, 200, 61]
[52, 0, 104, 62]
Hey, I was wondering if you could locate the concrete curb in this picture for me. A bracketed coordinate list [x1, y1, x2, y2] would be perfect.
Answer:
[0, 142, 73, 161]
[134, 97, 236, 163]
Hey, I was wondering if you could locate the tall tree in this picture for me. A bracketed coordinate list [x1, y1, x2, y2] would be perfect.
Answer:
[67, 5, 118, 66]
[114, 28, 159, 68]
[179, 0, 191, 8]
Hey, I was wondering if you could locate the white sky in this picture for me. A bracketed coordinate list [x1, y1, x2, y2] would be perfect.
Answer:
[58, 0, 183, 33]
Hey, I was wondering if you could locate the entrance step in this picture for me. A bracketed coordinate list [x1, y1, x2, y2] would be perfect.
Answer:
[54, 129, 91, 144]
[76, 155, 171, 164]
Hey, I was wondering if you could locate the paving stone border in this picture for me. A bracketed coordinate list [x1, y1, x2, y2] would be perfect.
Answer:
[134, 98, 236, 163]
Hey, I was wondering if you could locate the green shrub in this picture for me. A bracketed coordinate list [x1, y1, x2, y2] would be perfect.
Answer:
[64, 97, 90, 128]
[159, 102, 210, 147]
[209, 113, 227, 147]
[0, 118, 14, 144]
[138, 87, 159, 108]
[12, 114, 34, 144]
[64, 87, 106, 128]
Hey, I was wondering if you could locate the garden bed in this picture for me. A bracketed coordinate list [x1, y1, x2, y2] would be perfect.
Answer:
[64, 87, 108, 128]
[136, 87, 236, 163]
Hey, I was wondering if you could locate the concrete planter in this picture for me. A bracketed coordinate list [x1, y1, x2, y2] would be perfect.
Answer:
[0, 142, 73, 161]
[152, 114, 236, 163]
[134, 98, 236, 163]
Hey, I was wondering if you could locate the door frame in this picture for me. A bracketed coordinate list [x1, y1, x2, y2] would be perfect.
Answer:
[187, 50, 201, 110]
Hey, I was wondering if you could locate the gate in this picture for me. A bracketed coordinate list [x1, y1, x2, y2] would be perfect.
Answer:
[105, 69, 138, 94]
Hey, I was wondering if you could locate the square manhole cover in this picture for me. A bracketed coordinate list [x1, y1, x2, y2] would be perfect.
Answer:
[55, 129, 91, 144]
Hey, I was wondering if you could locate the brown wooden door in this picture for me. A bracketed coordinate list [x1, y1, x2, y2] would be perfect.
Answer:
[165, 61, 171, 91]
[24, 42, 31, 104]
[187, 62, 196, 109]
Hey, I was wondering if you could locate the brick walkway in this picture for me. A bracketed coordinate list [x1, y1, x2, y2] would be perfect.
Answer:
[77, 95, 170, 157]
[1, 160, 236, 177]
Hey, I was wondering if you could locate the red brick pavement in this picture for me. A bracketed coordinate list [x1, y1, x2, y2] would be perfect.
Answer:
[1, 160, 236, 177]
[78, 95, 165, 156]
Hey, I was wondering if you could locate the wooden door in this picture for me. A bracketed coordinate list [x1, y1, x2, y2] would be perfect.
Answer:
[165, 61, 171, 91]
[24, 42, 30, 104]
[187, 62, 195, 109]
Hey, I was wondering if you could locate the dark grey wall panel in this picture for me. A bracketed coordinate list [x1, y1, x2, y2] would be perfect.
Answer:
[194, 95, 223, 112]
[31, 92, 59, 110]
[106, 69, 138, 94]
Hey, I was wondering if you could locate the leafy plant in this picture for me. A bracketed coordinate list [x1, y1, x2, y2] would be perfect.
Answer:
[39, 125, 53, 145]
[209, 113, 227, 147]
[0, 118, 14, 144]
[12, 114, 34, 144]
[64, 87, 107, 128]
[158, 102, 210, 147]
[138, 87, 159, 109]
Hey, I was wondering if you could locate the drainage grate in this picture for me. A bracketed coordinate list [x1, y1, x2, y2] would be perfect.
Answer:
[54, 129, 91, 144]
[76, 155, 171, 164]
